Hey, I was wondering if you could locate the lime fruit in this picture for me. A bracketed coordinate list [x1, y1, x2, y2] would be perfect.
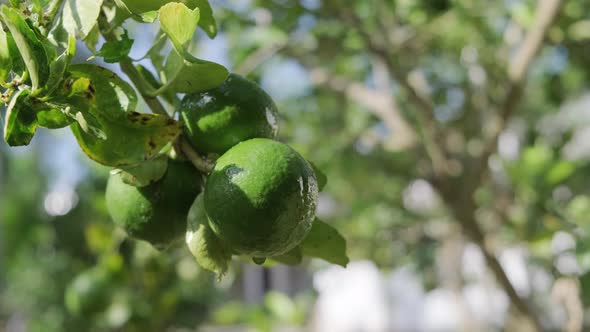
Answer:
[180, 74, 279, 155]
[106, 160, 202, 249]
[204, 138, 318, 257]
[65, 268, 112, 316]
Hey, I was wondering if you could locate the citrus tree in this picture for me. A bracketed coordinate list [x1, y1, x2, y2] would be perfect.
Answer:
[0, 0, 348, 279]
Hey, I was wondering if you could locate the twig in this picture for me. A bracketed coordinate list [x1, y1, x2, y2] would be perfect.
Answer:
[178, 138, 214, 173]
[307, 65, 416, 150]
[235, 40, 289, 76]
[342, 9, 450, 176]
[475, 0, 563, 180]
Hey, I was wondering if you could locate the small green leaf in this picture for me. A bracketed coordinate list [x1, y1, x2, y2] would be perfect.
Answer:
[159, 48, 228, 94]
[0, 21, 11, 83]
[184, 0, 217, 38]
[1, 5, 50, 90]
[3, 90, 38, 146]
[159, 2, 200, 53]
[301, 218, 349, 267]
[62, 0, 104, 39]
[91, 30, 133, 63]
[186, 194, 232, 276]
[309, 161, 327, 192]
[114, 155, 169, 187]
[271, 247, 303, 265]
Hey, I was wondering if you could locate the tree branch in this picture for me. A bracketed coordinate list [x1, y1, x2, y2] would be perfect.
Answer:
[341, 10, 450, 177]
[307, 65, 417, 150]
[475, 0, 563, 180]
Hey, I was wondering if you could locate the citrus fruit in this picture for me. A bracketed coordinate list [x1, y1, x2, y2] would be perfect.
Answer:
[105, 160, 202, 248]
[65, 268, 112, 316]
[180, 74, 279, 155]
[204, 138, 318, 257]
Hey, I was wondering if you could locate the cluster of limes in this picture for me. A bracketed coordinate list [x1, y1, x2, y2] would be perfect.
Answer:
[105, 74, 319, 261]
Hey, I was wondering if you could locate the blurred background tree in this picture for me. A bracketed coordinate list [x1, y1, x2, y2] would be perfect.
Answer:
[3, 0, 590, 331]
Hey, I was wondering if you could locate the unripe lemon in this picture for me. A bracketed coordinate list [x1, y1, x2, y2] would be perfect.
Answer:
[106, 160, 202, 249]
[204, 138, 318, 257]
[180, 74, 279, 155]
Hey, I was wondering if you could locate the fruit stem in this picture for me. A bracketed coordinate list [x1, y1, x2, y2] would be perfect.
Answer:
[178, 138, 214, 173]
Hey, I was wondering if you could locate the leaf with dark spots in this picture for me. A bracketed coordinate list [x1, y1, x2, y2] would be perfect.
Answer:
[62, 64, 181, 166]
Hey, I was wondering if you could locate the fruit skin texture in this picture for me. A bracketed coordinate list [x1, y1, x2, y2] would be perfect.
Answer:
[204, 138, 318, 257]
[106, 160, 202, 248]
[65, 268, 111, 316]
[180, 74, 279, 155]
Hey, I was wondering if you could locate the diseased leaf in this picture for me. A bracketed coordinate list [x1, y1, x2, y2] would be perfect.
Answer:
[62, 0, 104, 39]
[3, 90, 38, 146]
[1, 5, 50, 90]
[63, 64, 181, 166]
[114, 155, 169, 187]
[160, 48, 228, 94]
[301, 218, 349, 267]
[91, 30, 133, 63]
[159, 2, 200, 53]
[186, 194, 232, 276]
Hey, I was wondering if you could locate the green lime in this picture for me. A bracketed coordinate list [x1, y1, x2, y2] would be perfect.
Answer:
[204, 138, 318, 257]
[106, 160, 202, 249]
[65, 268, 112, 316]
[180, 74, 279, 154]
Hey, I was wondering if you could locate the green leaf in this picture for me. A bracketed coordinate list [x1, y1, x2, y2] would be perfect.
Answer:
[159, 2, 200, 53]
[91, 30, 133, 63]
[545, 160, 576, 186]
[159, 48, 228, 94]
[301, 218, 349, 267]
[186, 194, 232, 276]
[6, 30, 25, 75]
[184, 0, 216, 38]
[44, 36, 76, 95]
[0, 21, 11, 83]
[64, 64, 181, 166]
[271, 247, 303, 265]
[36, 106, 74, 129]
[3, 90, 38, 146]
[309, 161, 327, 191]
[62, 0, 104, 39]
[1, 5, 50, 90]
[84, 23, 100, 52]
[135, 64, 177, 106]
[113, 155, 169, 187]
